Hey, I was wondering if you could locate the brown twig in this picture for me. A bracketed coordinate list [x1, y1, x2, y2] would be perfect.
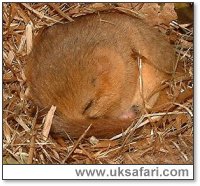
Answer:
[62, 124, 92, 163]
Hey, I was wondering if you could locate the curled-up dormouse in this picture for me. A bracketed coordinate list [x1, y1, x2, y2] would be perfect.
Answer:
[25, 12, 176, 138]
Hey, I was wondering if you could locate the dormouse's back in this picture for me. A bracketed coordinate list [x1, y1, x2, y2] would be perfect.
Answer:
[27, 12, 175, 75]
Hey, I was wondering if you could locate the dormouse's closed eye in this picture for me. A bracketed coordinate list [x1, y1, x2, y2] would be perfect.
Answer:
[82, 99, 94, 115]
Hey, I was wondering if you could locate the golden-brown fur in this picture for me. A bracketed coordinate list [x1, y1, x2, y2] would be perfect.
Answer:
[25, 12, 176, 138]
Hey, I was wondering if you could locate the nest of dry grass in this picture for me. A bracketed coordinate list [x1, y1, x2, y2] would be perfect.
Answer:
[3, 3, 193, 164]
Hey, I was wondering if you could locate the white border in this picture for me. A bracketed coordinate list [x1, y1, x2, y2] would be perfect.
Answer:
[3, 165, 193, 180]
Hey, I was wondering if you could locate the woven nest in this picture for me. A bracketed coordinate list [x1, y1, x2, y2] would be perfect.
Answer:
[3, 3, 193, 164]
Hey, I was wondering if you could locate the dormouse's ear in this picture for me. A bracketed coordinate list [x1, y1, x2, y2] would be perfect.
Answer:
[131, 46, 176, 74]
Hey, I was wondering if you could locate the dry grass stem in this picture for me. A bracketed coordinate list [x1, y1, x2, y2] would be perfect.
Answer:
[62, 124, 92, 163]
[42, 105, 56, 141]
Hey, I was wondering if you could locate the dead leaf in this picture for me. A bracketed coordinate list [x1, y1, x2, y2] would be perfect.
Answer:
[3, 120, 11, 143]
[17, 35, 26, 53]
[89, 136, 99, 145]
[42, 105, 56, 141]
[93, 140, 118, 148]
[158, 3, 178, 25]
[25, 22, 33, 54]
[174, 114, 188, 130]
[135, 3, 177, 26]
[6, 50, 15, 66]
[180, 39, 192, 49]
[88, 3, 106, 9]
[15, 117, 31, 132]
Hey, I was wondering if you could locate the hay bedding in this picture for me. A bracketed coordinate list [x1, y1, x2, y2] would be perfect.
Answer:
[2, 3, 193, 164]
